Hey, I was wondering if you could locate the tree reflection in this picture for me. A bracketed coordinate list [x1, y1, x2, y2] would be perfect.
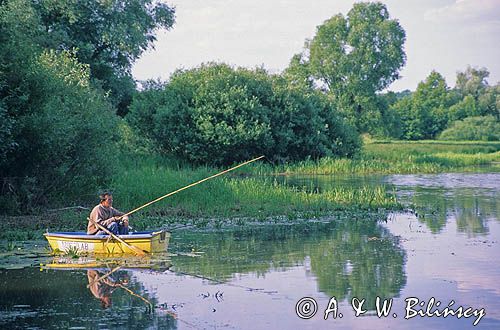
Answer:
[307, 221, 405, 309]
[278, 173, 499, 235]
[173, 220, 406, 310]
[410, 188, 498, 235]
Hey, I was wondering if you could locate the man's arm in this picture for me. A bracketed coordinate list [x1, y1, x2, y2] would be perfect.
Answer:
[111, 207, 129, 222]
[95, 207, 119, 227]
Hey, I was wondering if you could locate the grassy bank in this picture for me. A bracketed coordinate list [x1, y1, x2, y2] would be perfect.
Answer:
[110, 155, 398, 219]
[2, 140, 497, 241]
[259, 140, 500, 175]
[0, 154, 399, 240]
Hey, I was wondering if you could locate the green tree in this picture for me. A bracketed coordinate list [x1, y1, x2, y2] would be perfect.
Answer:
[454, 66, 498, 118]
[31, 0, 175, 115]
[287, 2, 406, 133]
[0, 100, 15, 165]
[392, 71, 453, 139]
[478, 84, 500, 118]
[455, 66, 489, 99]
[0, 1, 120, 212]
[448, 95, 478, 122]
[411, 71, 451, 138]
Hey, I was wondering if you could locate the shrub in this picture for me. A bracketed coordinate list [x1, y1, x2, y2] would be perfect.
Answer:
[128, 63, 361, 165]
[438, 116, 500, 141]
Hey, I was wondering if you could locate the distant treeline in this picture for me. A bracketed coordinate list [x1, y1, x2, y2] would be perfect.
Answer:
[0, 1, 498, 212]
[383, 68, 499, 141]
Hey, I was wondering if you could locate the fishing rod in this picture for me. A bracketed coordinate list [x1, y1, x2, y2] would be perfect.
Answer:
[120, 155, 265, 219]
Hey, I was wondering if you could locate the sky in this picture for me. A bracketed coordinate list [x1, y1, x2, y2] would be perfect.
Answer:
[131, 0, 500, 92]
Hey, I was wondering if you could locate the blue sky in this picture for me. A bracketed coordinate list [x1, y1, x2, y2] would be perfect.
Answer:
[132, 0, 500, 91]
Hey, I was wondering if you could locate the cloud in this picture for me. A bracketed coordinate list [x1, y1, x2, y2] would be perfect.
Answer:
[424, 0, 500, 23]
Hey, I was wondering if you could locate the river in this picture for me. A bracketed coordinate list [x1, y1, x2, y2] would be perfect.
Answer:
[0, 171, 499, 329]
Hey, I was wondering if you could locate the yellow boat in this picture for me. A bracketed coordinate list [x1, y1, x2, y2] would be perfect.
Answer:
[44, 230, 170, 254]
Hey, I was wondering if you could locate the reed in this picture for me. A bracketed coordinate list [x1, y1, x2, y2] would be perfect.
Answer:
[109, 156, 399, 221]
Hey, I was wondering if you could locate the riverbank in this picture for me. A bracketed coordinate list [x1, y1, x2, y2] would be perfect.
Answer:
[0, 185, 398, 241]
[1, 140, 498, 241]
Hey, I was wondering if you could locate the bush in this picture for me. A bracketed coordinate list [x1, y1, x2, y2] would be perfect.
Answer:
[0, 49, 119, 212]
[438, 116, 500, 141]
[128, 63, 361, 165]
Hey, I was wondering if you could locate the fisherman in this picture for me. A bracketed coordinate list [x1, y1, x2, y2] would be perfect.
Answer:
[87, 192, 129, 235]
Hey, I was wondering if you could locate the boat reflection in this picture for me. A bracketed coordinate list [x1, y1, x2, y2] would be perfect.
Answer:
[42, 254, 172, 271]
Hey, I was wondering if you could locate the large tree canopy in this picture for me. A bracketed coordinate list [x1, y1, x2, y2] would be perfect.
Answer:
[454, 66, 499, 119]
[455, 66, 489, 99]
[286, 2, 406, 133]
[31, 0, 176, 115]
[0, 0, 175, 211]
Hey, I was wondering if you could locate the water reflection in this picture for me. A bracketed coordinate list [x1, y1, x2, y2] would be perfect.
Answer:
[172, 221, 406, 310]
[0, 266, 177, 329]
[0, 222, 406, 328]
[277, 172, 500, 235]
[87, 268, 133, 309]
[1, 172, 498, 328]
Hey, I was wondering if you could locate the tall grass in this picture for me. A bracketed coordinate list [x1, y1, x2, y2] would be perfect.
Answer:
[108, 140, 498, 220]
[110, 156, 399, 221]
[268, 141, 500, 175]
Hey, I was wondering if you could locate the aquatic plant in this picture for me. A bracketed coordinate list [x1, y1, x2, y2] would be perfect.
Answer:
[6, 241, 17, 251]
[64, 246, 81, 259]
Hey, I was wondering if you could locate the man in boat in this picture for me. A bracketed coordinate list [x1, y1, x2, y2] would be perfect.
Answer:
[87, 192, 129, 235]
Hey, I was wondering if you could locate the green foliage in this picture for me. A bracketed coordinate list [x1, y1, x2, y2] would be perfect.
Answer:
[392, 71, 454, 139]
[128, 63, 361, 165]
[454, 66, 499, 119]
[448, 95, 478, 121]
[2, 50, 119, 210]
[438, 116, 500, 141]
[455, 66, 489, 99]
[63, 245, 82, 258]
[31, 0, 175, 115]
[0, 101, 15, 164]
[0, 3, 120, 213]
[391, 66, 499, 141]
[109, 154, 399, 220]
[273, 141, 500, 175]
[286, 2, 406, 133]
[477, 84, 500, 118]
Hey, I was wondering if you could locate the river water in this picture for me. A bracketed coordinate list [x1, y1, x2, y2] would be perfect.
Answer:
[0, 172, 499, 329]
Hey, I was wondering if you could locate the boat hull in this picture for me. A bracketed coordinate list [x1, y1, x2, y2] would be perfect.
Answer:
[44, 230, 170, 254]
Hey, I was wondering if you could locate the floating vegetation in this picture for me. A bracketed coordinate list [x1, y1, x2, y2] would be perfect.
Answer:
[64, 246, 81, 259]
